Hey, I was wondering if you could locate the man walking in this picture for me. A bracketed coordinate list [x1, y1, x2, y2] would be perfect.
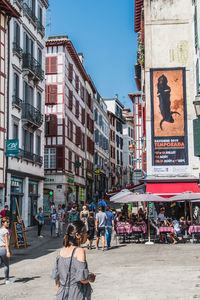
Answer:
[68, 204, 80, 223]
[105, 207, 115, 249]
[95, 206, 107, 251]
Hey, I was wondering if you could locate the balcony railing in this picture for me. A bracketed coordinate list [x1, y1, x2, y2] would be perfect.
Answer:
[22, 53, 44, 80]
[13, 42, 23, 57]
[12, 95, 22, 108]
[22, 103, 43, 128]
[23, 3, 36, 23]
[135, 63, 141, 80]
[19, 149, 43, 165]
[36, 19, 45, 35]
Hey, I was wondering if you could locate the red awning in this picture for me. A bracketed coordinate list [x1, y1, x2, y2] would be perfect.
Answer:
[146, 182, 200, 197]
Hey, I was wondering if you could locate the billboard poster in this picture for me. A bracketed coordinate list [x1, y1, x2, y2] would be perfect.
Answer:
[150, 68, 188, 171]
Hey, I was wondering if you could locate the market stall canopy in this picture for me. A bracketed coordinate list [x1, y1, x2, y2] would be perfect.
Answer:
[146, 182, 200, 197]
[113, 192, 167, 203]
[109, 189, 133, 202]
[170, 191, 200, 202]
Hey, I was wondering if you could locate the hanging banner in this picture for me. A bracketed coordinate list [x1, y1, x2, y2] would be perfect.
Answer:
[150, 68, 189, 174]
[6, 139, 19, 157]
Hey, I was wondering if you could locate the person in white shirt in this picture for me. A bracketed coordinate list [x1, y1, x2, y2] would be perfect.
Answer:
[0, 217, 14, 284]
[56, 204, 64, 237]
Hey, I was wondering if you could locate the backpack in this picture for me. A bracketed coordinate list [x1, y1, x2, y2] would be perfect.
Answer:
[69, 212, 79, 223]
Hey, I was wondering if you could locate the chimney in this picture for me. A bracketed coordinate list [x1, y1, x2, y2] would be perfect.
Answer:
[78, 53, 84, 65]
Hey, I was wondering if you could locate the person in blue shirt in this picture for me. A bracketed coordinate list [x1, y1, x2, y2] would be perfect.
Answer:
[97, 199, 107, 212]
[105, 207, 114, 249]
[35, 207, 44, 238]
[89, 200, 96, 213]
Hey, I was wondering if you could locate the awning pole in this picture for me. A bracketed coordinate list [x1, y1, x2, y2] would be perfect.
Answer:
[145, 201, 154, 245]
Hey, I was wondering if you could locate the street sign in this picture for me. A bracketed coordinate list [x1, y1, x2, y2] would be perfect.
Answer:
[74, 160, 81, 168]
[6, 139, 19, 157]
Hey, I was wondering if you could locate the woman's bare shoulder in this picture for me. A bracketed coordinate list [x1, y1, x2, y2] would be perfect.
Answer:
[74, 247, 86, 262]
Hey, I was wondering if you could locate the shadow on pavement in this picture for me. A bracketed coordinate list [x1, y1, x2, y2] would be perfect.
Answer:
[15, 276, 41, 283]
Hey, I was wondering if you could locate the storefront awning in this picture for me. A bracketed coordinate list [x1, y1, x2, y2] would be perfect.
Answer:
[146, 182, 200, 197]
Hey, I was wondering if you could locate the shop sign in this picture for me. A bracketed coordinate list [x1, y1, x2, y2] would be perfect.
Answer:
[44, 178, 54, 182]
[67, 178, 74, 183]
[87, 172, 93, 178]
[6, 139, 19, 157]
[94, 170, 100, 175]
[74, 160, 81, 168]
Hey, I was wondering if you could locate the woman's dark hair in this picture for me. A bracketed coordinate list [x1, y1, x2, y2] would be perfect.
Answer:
[63, 221, 86, 247]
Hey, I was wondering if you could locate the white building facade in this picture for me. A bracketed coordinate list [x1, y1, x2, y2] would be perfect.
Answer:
[94, 93, 109, 198]
[104, 96, 124, 187]
[6, 0, 48, 226]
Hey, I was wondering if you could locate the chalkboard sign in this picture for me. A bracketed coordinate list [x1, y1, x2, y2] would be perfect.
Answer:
[11, 221, 27, 248]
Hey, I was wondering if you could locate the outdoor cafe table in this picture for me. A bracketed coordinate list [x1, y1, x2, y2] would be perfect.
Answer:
[188, 225, 200, 243]
[132, 225, 146, 234]
[116, 224, 132, 234]
[157, 227, 175, 235]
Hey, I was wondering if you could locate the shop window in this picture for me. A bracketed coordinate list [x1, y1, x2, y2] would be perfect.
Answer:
[29, 181, 38, 195]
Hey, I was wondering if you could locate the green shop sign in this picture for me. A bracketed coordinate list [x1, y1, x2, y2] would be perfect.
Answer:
[68, 178, 74, 183]
[74, 160, 81, 168]
[6, 139, 19, 157]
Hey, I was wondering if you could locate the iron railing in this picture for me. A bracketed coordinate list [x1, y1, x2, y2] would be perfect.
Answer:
[19, 149, 43, 164]
[23, 3, 36, 23]
[22, 53, 44, 79]
[22, 103, 43, 127]
[13, 42, 23, 56]
[12, 95, 22, 108]
[36, 19, 45, 35]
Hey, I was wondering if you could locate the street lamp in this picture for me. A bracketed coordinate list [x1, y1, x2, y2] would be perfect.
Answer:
[193, 95, 200, 118]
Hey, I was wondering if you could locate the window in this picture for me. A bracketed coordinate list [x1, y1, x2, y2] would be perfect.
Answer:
[46, 56, 57, 74]
[37, 5, 42, 24]
[75, 155, 79, 176]
[22, 129, 34, 153]
[46, 85, 57, 104]
[94, 108, 98, 122]
[68, 89, 73, 110]
[128, 127, 130, 137]
[81, 133, 85, 150]
[36, 135, 41, 156]
[82, 159, 84, 177]
[37, 92, 41, 111]
[13, 73, 19, 98]
[75, 126, 81, 145]
[45, 115, 57, 136]
[13, 123, 18, 140]
[68, 119, 73, 141]
[23, 32, 34, 56]
[68, 63, 73, 82]
[68, 150, 72, 171]
[80, 84, 84, 100]
[75, 75, 79, 92]
[81, 108, 85, 125]
[38, 48, 42, 65]
[23, 82, 33, 105]
[94, 129, 99, 143]
[44, 148, 56, 169]
[14, 21, 20, 47]
[75, 100, 79, 118]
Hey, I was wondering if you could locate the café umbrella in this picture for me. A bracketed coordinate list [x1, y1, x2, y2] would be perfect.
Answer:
[110, 189, 134, 202]
[114, 192, 167, 245]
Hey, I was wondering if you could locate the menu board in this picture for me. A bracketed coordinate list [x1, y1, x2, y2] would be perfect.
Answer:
[12, 221, 26, 248]
[150, 68, 188, 173]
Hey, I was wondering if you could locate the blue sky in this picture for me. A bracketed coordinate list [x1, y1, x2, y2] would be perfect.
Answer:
[47, 0, 138, 109]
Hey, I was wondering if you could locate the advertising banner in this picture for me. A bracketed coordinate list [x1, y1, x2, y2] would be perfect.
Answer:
[6, 139, 19, 157]
[150, 68, 188, 173]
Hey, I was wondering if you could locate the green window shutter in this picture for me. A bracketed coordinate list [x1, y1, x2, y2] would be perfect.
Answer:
[193, 119, 200, 156]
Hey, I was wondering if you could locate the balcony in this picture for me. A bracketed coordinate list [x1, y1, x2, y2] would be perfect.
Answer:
[23, 3, 36, 23]
[13, 42, 23, 57]
[19, 149, 43, 165]
[22, 53, 44, 82]
[36, 19, 45, 36]
[135, 63, 141, 80]
[22, 103, 43, 129]
[12, 95, 22, 109]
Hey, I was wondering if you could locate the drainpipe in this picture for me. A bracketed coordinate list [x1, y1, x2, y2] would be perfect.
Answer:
[5, 16, 11, 207]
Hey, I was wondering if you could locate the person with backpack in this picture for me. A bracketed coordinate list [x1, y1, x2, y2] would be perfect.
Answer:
[68, 204, 80, 223]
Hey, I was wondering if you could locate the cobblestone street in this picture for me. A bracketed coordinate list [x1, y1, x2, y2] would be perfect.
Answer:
[1, 226, 200, 300]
